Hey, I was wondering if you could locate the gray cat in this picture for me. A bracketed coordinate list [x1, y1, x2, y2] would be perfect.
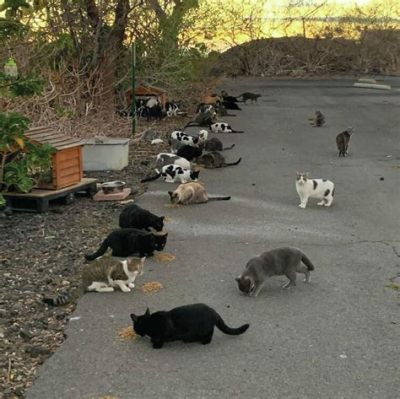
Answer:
[235, 247, 315, 296]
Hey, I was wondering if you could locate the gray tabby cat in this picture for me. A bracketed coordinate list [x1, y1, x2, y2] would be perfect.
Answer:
[42, 256, 145, 306]
[235, 247, 315, 296]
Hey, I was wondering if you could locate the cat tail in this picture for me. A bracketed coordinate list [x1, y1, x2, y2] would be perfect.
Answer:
[224, 157, 242, 167]
[140, 173, 161, 183]
[223, 144, 236, 151]
[231, 129, 244, 133]
[85, 240, 109, 261]
[184, 121, 201, 129]
[208, 196, 231, 201]
[42, 286, 84, 307]
[215, 315, 249, 335]
[301, 253, 315, 271]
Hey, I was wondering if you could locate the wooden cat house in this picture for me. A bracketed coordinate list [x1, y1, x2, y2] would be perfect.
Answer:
[25, 126, 84, 190]
[126, 84, 168, 109]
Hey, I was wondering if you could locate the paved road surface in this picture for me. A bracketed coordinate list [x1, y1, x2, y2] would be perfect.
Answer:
[27, 78, 400, 399]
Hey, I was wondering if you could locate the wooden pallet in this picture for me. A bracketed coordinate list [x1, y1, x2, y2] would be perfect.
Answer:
[3, 178, 98, 213]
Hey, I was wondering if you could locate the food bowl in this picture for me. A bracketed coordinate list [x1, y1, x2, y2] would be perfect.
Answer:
[101, 181, 126, 194]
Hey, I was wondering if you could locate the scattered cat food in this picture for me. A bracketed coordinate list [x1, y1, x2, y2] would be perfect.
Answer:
[98, 396, 120, 399]
[164, 216, 173, 222]
[141, 281, 164, 294]
[118, 326, 137, 341]
[154, 253, 176, 263]
[164, 203, 180, 208]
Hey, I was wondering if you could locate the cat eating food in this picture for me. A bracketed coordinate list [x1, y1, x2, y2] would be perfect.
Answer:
[154, 153, 191, 172]
[210, 122, 244, 133]
[130, 303, 249, 349]
[141, 164, 200, 184]
[176, 145, 203, 161]
[295, 172, 335, 208]
[235, 247, 315, 296]
[119, 204, 165, 231]
[85, 228, 168, 260]
[336, 127, 354, 157]
[43, 256, 146, 306]
[168, 182, 230, 205]
[201, 137, 235, 152]
[196, 151, 241, 169]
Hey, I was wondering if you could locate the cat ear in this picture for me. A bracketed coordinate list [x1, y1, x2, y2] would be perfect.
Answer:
[145, 308, 150, 316]
[130, 313, 138, 322]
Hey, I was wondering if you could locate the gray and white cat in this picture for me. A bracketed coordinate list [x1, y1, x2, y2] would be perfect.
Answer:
[235, 247, 315, 296]
[295, 172, 335, 208]
[155, 153, 191, 172]
[43, 256, 145, 306]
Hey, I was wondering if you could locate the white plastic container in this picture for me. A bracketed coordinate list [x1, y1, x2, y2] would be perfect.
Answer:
[83, 138, 130, 171]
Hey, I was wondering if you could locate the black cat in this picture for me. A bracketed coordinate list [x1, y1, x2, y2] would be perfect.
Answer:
[119, 204, 164, 231]
[85, 228, 168, 261]
[176, 145, 203, 161]
[131, 304, 249, 349]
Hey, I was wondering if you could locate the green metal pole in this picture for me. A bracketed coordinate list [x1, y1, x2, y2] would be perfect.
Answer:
[131, 42, 136, 137]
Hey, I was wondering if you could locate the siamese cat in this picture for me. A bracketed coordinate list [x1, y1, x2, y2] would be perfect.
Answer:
[155, 153, 191, 172]
[43, 256, 146, 306]
[141, 164, 200, 184]
[131, 304, 249, 349]
[119, 204, 164, 231]
[336, 127, 354, 157]
[235, 247, 315, 296]
[168, 182, 230, 205]
[85, 228, 168, 260]
[296, 172, 335, 208]
[201, 137, 235, 152]
[196, 151, 241, 169]
[210, 123, 243, 133]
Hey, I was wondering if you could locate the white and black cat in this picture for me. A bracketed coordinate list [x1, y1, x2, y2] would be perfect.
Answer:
[210, 123, 243, 133]
[155, 153, 191, 172]
[141, 164, 200, 184]
[168, 182, 230, 205]
[43, 256, 145, 305]
[119, 204, 165, 231]
[295, 172, 335, 208]
[131, 303, 249, 349]
[85, 228, 168, 260]
[235, 247, 315, 296]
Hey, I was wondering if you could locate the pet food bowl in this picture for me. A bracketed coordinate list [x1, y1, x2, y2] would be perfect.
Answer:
[101, 181, 126, 194]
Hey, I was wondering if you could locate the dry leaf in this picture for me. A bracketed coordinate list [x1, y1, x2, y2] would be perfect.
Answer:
[154, 253, 176, 263]
[118, 326, 137, 341]
[141, 281, 163, 294]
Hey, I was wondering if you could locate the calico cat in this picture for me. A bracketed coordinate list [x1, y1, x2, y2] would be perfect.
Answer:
[85, 228, 168, 261]
[201, 137, 235, 152]
[168, 182, 230, 205]
[196, 151, 241, 169]
[141, 164, 200, 184]
[235, 247, 315, 296]
[296, 172, 335, 208]
[155, 153, 191, 172]
[336, 127, 354, 157]
[119, 204, 164, 231]
[130, 303, 249, 349]
[176, 145, 203, 161]
[43, 256, 145, 306]
[238, 92, 261, 104]
[210, 122, 243, 133]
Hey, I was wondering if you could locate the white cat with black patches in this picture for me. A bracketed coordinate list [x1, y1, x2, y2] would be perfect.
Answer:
[170, 131, 199, 147]
[210, 123, 243, 133]
[155, 153, 191, 172]
[141, 164, 200, 184]
[296, 172, 335, 208]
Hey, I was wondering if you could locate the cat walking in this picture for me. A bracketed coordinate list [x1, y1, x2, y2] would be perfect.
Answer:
[336, 127, 354, 157]
[296, 172, 335, 208]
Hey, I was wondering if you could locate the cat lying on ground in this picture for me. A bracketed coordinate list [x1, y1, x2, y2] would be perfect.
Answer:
[85, 228, 168, 260]
[168, 182, 230, 205]
[201, 137, 235, 152]
[196, 151, 241, 168]
[43, 256, 145, 305]
[141, 164, 200, 184]
[296, 172, 335, 208]
[210, 122, 243, 133]
[131, 303, 249, 349]
[176, 145, 203, 161]
[235, 247, 315, 296]
[154, 153, 191, 172]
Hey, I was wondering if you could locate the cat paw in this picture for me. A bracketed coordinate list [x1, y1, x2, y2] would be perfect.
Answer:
[128, 283, 135, 289]
[317, 201, 325, 206]
[324, 203, 332, 207]
[298, 204, 306, 209]
[121, 286, 131, 293]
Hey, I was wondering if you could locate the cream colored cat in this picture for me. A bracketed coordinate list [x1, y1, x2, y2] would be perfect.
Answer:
[168, 182, 231, 205]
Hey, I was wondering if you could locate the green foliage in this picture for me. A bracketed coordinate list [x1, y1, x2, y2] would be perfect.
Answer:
[0, 111, 30, 153]
[4, 157, 36, 192]
[0, 16, 27, 39]
[0, 73, 44, 97]
[0, 0, 31, 20]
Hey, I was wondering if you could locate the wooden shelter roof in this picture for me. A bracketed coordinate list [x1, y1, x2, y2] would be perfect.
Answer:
[25, 127, 83, 150]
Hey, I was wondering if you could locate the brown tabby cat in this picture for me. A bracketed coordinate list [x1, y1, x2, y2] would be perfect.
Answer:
[42, 256, 145, 306]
